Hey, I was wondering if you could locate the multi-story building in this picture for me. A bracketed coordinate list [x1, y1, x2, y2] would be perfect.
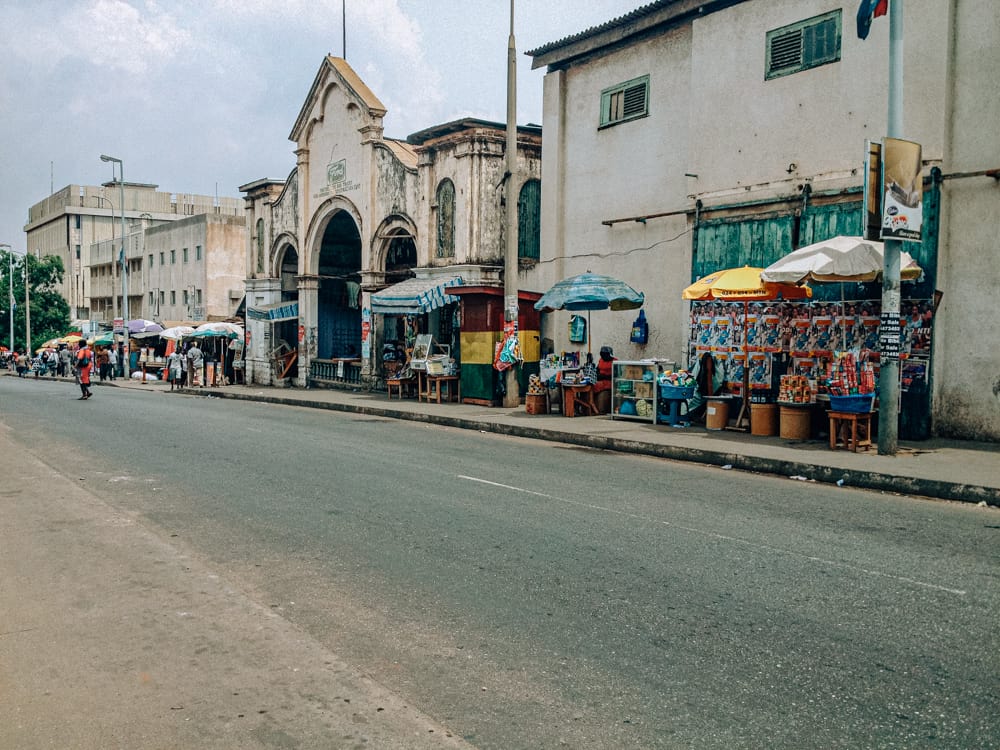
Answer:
[527, 0, 1000, 441]
[24, 182, 242, 321]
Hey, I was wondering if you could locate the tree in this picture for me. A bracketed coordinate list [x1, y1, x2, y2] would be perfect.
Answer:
[1, 249, 70, 352]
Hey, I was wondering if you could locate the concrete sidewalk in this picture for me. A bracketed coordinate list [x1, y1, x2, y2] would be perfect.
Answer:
[100, 374, 998, 507]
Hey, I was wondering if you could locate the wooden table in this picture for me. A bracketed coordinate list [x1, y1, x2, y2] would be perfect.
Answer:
[386, 377, 417, 399]
[425, 375, 460, 403]
[562, 383, 599, 417]
[828, 410, 876, 452]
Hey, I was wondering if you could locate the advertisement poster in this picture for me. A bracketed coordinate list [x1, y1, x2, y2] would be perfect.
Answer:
[748, 351, 771, 390]
[881, 137, 923, 242]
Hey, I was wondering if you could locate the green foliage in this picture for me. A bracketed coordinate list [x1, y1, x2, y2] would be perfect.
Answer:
[1, 250, 71, 351]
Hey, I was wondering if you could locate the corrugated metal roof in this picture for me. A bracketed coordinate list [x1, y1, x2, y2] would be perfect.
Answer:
[383, 138, 418, 169]
[525, 0, 671, 57]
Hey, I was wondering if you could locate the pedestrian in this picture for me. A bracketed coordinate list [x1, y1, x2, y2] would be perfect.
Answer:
[15, 350, 27, 377]
[47, 348, 58, 377]
[186, 341, 204, 387]
[107, 346, 118, 380]
[116, 342, 125, 378]
[97, 346, 111, 382]
[165, 346, 184, 391]
[59, 346, 72, 377]
[76, 343, 94, 400]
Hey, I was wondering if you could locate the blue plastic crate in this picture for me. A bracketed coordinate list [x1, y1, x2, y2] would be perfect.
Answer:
[660, 383, 696, 400]
[829, 394, 876, 413]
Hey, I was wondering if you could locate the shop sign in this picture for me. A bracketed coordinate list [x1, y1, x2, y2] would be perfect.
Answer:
[298, 324, 305, 343]
[113, 317, 125, 335]
[361, 308, 371, 360]
[881, 137, 923, 243]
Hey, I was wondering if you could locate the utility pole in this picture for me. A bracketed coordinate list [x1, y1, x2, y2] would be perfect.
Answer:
[878, 0, 903, 455]
[101, 154, 130, 378]
[24, 253, 31, 356]
[2, 244, 13, 351]
[502, 0, 520, 408]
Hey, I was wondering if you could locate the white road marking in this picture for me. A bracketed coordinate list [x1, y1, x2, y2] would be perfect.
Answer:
[457, 475, 967, 596]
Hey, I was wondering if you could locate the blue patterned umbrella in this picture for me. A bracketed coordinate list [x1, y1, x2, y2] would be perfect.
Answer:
[534, 273, 644, 312]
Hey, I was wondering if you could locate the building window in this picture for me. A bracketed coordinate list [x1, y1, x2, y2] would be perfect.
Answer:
[517, 179, 541, 261]
[183, 289, 189, 305]
[148, 253, 153, 269]
[196, 289, 202, 304]
[159, 252, 165, 265]
[75, 245, 81, 260]
[183, 247, 188, 263]
[436, 179, 456, 258]
[766, 10, 841, 80]
[159, 290, 165, 305]
[600, 75, 649, 128]
[170, 249, 176, 264]
[170, 290, 176, 305]
[149, 292, 153, 305]
[196, 245, 202, 260]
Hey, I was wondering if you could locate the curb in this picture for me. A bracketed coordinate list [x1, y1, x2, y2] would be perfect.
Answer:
[172, 387, 1000, 507]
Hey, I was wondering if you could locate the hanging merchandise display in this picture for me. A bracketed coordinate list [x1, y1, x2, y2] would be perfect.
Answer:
[568, 314, 587, 343]
[630, 309, 649, 344]
[494, 321, 521, 372]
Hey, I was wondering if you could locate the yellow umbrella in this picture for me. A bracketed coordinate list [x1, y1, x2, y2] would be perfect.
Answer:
[60, 334, 84, 344]
[683, 266, 812, 301]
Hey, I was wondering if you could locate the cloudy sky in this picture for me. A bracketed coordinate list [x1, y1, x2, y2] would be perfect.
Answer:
[0, 0, 642, 255]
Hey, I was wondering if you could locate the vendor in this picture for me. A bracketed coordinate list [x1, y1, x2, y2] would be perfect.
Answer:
[593, 345, 616, 414]
[687, 351, 725, 424]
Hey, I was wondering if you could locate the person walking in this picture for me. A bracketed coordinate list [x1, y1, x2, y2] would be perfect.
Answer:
[97, 347, 111, 382]
[47, 349, 58, 377]
[186, 342, 204, 387]
[107, 346, 118, 381]
[76, 343, 94, 400]
[165, 347, 184, 391]
[59, 346, 72, 377]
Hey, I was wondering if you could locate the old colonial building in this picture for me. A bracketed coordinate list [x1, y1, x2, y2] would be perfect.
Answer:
[241, 56, 541, 387]
[527, 0, 1000, 440]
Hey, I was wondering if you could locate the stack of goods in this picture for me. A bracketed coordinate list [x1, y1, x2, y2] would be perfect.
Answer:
[778, 374, 814, 404]
[527, 374, 546, 395]
[825, 352, 876, 412]
[825, 351, 875, 396]
[658, 369, 696, 387]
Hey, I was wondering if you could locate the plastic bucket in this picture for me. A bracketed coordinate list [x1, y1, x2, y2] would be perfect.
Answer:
[779, 405, 811, 440]
[750, 403, 778, 436]
[705, 399, 729, 430]
[525, 393, 547, 415]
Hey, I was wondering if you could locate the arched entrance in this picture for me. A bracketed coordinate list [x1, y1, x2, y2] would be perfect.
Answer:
[274, 243, 300, 379]
[317, 210, 362, 359]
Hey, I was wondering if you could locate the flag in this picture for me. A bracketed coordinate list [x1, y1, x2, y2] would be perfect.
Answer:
[857, 0, 889, 40]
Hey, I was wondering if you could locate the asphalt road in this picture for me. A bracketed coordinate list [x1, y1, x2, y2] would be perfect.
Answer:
[2, 376, 999, 749]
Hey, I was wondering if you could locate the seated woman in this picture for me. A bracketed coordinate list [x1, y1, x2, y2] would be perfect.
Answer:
[592, 345, 616, 414]
[687, 352, 724, 424]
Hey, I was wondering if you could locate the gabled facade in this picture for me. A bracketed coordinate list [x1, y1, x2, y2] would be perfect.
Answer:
[528, 0, 1000, 440]
[241, 56, 542, 387]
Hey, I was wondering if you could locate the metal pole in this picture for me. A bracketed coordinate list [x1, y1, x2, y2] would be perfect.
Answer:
[2, 244, 12, 351]
[878, 0, 903, 455]
[24, 253, 31, 356]
[102, 154, 130, 378]
[502, 0, 520, 408]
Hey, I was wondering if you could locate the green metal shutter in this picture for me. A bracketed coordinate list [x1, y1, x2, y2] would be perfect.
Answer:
[692, 214, 796, 282]
[517, 179, 541, 261]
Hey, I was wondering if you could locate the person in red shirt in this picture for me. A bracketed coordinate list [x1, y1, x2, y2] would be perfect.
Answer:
[593, 345, 616, 413]
[76, 344, 94, 400]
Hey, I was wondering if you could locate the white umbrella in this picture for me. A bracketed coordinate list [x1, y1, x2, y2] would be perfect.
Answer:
[159, 325, 195, 340]
[760, 236, 922, 284]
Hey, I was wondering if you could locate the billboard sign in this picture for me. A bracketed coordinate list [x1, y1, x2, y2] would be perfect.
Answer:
[881, 137, 923, 243]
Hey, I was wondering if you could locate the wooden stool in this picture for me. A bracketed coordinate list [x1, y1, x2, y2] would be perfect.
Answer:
[386, 377, 416, 399]
[426, 375, 460, 403]
[828, 410, 875, 452]
[562, 384, 599, 417]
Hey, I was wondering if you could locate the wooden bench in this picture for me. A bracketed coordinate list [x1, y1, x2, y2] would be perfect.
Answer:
[828, 410, 876, 452]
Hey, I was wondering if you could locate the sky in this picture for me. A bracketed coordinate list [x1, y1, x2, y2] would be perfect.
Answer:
[0, 0, 644, 255]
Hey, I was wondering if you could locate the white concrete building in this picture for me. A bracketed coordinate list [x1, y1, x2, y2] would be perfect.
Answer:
[24, 183, 242, 321]
[527, 0, 1000, 440]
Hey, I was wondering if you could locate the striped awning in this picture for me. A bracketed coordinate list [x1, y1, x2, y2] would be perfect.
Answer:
[371, 276, 463, 315]
[247, 300, 299, 322]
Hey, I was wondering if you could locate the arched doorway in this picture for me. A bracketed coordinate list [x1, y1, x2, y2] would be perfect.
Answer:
[317, 210, 362, 359]
[275, 243, 299, 379]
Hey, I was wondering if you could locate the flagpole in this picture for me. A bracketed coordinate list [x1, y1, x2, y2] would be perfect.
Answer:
[878, 0, 903, 455]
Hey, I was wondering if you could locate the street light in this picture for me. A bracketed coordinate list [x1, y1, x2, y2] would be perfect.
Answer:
[100, 154, 129, 377]
[1, 243, 12, 351]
